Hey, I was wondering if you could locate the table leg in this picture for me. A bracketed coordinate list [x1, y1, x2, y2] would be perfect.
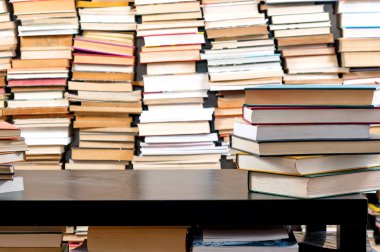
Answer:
[337, 224, 367, 252]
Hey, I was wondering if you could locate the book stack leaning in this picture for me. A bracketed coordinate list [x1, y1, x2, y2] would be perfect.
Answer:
[133, 0, 227, 170]
[6, 0, 78, 170]
[232, 85, 380, 198]
[338, 0, 380, 138]
[0, 121, 27, 193]
[0, 0, 17, 117]
[66, 0, 140, 170]
[264, 0, 345, 84]
[200, 0, 283, 160]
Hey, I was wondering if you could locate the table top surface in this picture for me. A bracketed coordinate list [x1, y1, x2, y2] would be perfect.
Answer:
[0, 170, 366, 201]
[0, 170, 368, 226]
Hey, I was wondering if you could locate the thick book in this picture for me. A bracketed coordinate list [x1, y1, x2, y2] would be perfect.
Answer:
[88, 226, 188, 252]
[244, 85, 380, 107]
[0, 243, 68, 252]
[0, 164, 15, 180]
[237, 153, 380, 176]
[248, 167, 380, 199]
[233, 119, 370, 141]
[242, 106, 380, 124]
[231, 135, 380, 156]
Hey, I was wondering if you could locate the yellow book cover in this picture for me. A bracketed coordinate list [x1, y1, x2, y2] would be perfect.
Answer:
[76, 1, 130, 8]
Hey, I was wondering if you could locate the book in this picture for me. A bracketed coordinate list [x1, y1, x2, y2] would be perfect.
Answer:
[146, 62, 196, 75]
[234, 119, 370, 141]
[138, 121, 211, 136]
[341, 52, 380, 68]
[140, 108, 214, 123]
[140, 50, 200, 63]
[87, 226, 188, 252]
[72, 148, 134, 161]
[248, 167, 380, 198]
[193, 226, 298, 252]
[244, 85, 380, 107]
[242, 106, 380, 124]
[0, 244, 68, 252]
[339, 38, 380, 52]
[143, 73, 209, 92]
[136, 1, 200, 15]
[231, 135, 380, 156]
[237, 153, 380, 176]
[73, 37, 134, 57]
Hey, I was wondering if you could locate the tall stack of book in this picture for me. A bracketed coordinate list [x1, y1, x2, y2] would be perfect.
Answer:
[5, 0, 78, 170]
[0, 121, 27, 194]
[66, 0, 139, 170]
[0, 1, 17, 118]
[200, 0, 283, 158]
[232, 86, 380, 198]
[133, 0, 226, 170]
[264, 0, 345, 85]
[0, 226, 67, 252]
[338, 0, 380, 85]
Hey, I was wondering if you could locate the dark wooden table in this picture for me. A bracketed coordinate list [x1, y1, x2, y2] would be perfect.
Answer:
[0, 170, 368, 251]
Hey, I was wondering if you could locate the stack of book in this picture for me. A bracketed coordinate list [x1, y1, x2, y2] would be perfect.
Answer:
[5, 0, 78, 170]
[232, 85, 380, 198]
[0, 121, 26, 193]
[338, 0, 380, 85]
[66, 0, 139, 170]
[0, 1, 16, 70]
[200, 0, 283, 158]
[76, 0, 136, 32]
[133, 0, 226, 170]
[264, 0, 345, 85]
[0, 226, 67, 252]
[0, 1, 17, 117]
[192, 226, 298, 251]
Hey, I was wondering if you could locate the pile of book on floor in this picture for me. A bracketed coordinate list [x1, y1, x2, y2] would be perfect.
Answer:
[0, 226, 67, 252]
[193, 226, 298, 251]
[66, 0, 139, 170]
[87, 226, 188, 252]
[200, 0, 283, 160]
[87, 226, 297, 251]
[63, 226, 87, 244]
[0, 121, 27, 193]
[232, 85, 380, 198]
[264, 0, 345, 84]
[5, 0, 78, 170]
[133, 0, 226, 170]
[0, 0, 17, 117]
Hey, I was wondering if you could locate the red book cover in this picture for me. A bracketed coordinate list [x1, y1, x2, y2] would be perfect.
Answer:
[7, 79, 67, 87]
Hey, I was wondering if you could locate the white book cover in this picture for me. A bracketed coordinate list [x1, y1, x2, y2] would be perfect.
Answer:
[143, 73, 209, 92]
[0, 177, 24, 194]
[145, 133, 219, 143]
[140, 108, 214, 123]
